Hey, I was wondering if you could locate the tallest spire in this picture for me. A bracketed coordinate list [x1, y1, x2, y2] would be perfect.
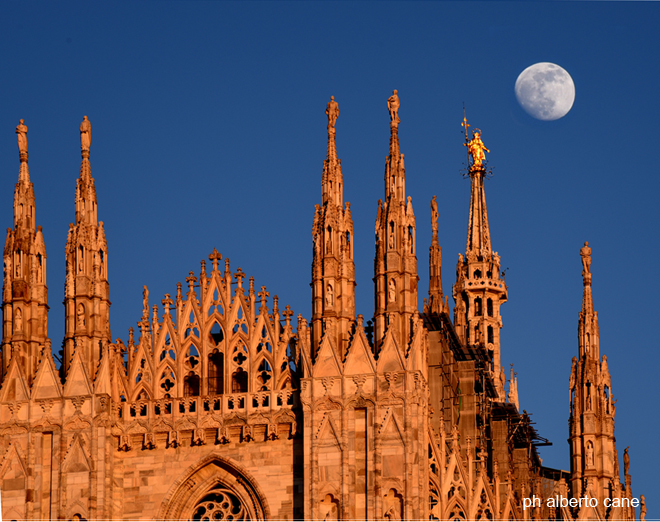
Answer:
[465, 129, 492, 257]
[453, 121, 507, 400]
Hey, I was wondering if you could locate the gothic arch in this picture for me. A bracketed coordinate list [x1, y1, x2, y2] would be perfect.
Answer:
[157, 453, 270, 520]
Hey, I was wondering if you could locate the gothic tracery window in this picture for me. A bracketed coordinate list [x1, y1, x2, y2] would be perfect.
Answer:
[192, 487, 248, 521]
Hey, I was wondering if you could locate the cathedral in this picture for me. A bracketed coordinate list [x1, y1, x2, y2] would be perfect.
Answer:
[0, 94, 643, 520]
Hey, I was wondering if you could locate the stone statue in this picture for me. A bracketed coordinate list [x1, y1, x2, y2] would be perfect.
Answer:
[640, 495, 646, 521]
[142, 285, 149, 317]
[387, 90, 400, 123]
[466, 130, 489, 169]
[569, 356, 577, 392]
[580, 241, 591, 274]
[623, 446, 630, 476]
[16, 119, 28, 157]
[586, 441, 594, 467]
[326, 96, 339, 128]
[326, 283, 334, 307]
[388, 278, 396, 303]
[4, 255, 11, 281]
[77, 304, 85, 329]
[431, 196, 439, 236]
[15, 308, 22, 331]
[80, 116, 92, 150]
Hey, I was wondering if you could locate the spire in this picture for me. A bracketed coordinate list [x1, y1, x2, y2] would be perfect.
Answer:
[465, 128, 492, 257]
[453, 120, 507, 399]
[311, 97, 355, 361]
[384, 90, 405, 204]
[578, 241, 598, 360]
[374, 90, 418, 351]
[322, 96, 343, 208]
[569, 242, 622, 504]
[2, 120, 49, 383]
[63, 116, 111, 382]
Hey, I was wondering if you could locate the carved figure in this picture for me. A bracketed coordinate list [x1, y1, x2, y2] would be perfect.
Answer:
[15, 308, 22, 331]
[569, 356, 577, 392]
[586, 441, 594, 467]
[142, 285, 149, 317]
[326, 96, 339, 127]
[80, 116, 92, 150]
[466, 130, 489, 169]
[384, 504, 400, 521]
[388, 278, 396, 303]
[623, 446, 630, 476]
[580, 241, 591, 274]
[431, 196, 439, 236]
[16, 119, 28, 156]
[77, 304, 85, 329]
[388, 229, 395, 249]
[388, 90, 400, 123]
[326, 283, 334, 307]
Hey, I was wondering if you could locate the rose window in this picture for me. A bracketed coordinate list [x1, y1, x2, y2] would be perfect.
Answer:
[192, 488, 248, 521]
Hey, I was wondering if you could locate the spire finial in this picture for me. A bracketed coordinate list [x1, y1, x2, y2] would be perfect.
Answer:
[326, 96, 339, 128]
[431, 195, 439, 245]
[80, 115, 91, 159]
[465, 128, 490, 171]
[16, 119, 28, 163]
[580, 241, 592, 286]
[325, 96, 339, 164]
[388, 90, 400, 127]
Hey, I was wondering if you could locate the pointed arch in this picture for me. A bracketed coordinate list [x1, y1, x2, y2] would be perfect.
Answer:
[157, 453, 270, 520]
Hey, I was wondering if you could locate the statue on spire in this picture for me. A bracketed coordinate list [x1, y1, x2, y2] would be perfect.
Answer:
[431, 195, 439, 238]
[388, 90, 400, 125]
[80, 115, 92, 151]
[16, 119, 28, 160]
[466, 129, 489, 170]
[326, 96, 339, 128]
[580, 241, 591, 275]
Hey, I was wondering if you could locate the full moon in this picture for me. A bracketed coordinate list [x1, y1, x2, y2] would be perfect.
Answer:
[515, 63, 575, 121]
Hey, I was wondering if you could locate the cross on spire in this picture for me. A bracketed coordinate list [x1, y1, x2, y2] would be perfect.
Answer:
[186, 271, 197, 294]
[209, 248, 222, 272]
[162, 294, 173, 316]
[258, 285, 269, 310]
[234, 268, 245, 289]
[283, 305, 293, 326]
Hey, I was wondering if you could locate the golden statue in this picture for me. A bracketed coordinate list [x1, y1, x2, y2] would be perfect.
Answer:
[466, 130, 489, 169]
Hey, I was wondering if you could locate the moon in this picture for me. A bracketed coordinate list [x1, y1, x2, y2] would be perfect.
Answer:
[515, 63, 575, 121]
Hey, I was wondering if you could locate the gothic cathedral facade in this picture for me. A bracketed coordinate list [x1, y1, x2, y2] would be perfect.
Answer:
[0, 96, 641, 520]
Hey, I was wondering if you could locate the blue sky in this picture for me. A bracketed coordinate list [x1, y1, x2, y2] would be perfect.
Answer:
[1, 1, 658, 514]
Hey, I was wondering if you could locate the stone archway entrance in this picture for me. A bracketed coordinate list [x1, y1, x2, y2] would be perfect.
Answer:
[157, 454, 270, 520]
